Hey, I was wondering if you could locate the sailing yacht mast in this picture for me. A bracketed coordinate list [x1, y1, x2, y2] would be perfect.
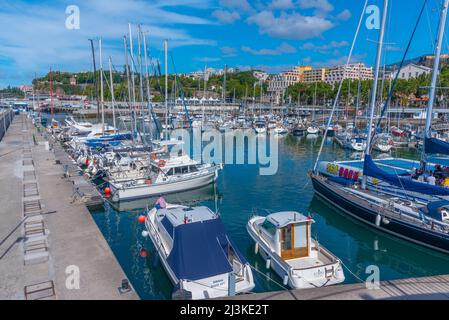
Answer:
[108, 57, 117, 133]
[142, 31, 153, 141]
[362, 0, 389, 189]
[129, 23, 138, 136]
[164, 39, 169, 141]
[99, 38, 105, 136]
[49, 67, 53, 120]
[421, 0, 449, 170]
[123, 35, 133, 135]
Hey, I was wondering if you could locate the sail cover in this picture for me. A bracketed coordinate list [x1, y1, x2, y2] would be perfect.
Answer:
[363, 155, 449, 196]
[167, 218, 246, 281]
[425, 137, 449, 156]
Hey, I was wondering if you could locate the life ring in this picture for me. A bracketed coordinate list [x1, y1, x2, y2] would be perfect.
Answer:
[158, 160, 166, 168]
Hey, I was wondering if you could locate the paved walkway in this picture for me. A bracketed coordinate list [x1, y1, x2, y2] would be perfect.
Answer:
[228, 274, 449, 300]
[0, 114, 138, 300]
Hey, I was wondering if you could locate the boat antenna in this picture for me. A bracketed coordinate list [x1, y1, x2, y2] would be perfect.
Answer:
[361, 0, 389, 190]
[421, 0, 449, 171]
[313, 0, 368, 173]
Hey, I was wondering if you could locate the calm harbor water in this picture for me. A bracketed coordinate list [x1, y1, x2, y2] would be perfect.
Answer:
[44, 113, 449, 299]
[88, 132, 449, 300]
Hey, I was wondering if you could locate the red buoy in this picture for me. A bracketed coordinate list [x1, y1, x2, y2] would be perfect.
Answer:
[138, 215, 146, 224]
[140, 249, 148, 258]
[85, 158, 89, 166]
[104, 187, 111, 196]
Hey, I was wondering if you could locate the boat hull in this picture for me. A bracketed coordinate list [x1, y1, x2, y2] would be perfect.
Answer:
[310, 173, 449, 254]
[110, 171, 217, 202]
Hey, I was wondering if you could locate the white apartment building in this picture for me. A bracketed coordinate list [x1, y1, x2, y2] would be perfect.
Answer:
[391, 63, 432, 80]
[267, 66, 312, 105]
[325, 63, 373, 84]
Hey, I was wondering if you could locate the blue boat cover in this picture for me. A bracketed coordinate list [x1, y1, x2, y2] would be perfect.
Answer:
[166, 218, 246, 281]
[420, 200, 449, 221]
[363, 155, 449, 196]
[425, 137, 449, 156]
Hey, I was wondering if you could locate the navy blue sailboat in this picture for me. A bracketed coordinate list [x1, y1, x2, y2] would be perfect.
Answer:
[310, 0, 449, 254]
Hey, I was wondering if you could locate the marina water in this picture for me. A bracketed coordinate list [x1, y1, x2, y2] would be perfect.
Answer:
[46, 114, 449, 299]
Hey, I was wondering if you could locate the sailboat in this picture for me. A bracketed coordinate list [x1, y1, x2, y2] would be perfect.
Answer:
[309, 0, 449, 254]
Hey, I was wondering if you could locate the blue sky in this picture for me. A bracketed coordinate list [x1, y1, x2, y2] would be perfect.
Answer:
[0, 0, 444, 88]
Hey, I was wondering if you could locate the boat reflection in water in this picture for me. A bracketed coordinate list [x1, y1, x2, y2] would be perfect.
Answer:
[307, 196, 449, 281]
[109, 184, 220, 212]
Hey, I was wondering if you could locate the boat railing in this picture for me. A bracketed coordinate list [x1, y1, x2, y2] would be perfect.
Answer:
[146, 214, 168, 259]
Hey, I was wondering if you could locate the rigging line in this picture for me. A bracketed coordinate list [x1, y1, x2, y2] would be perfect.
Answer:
[339, 259, 365, 283]
[313, 0, 368, 173]
[369, 0, 428, 152]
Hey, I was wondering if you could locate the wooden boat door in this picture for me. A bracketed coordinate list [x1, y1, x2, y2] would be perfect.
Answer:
[280, 223, 309, 260]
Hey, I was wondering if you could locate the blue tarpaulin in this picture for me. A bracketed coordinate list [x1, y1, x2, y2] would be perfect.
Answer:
[363, 155, 449, 196]
[425, 137, 449, 156]
[420, 200, 449, 221]
[166, 218, 246, 281]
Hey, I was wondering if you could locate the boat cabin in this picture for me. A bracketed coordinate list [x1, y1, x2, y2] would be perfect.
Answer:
[259, 212, 314, 260]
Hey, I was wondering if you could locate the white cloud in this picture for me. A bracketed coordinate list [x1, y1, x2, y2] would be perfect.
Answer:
[269, 0, 295, 10]
[219, 0, 254, 13]
[212, 10, 240, 24]
[336, 9, 352, 21]
[298, 0, 334, 13]
[195, 57, 221, 62]
[247, 11, 334, 40]
[241, 42, 297, 56]
[220, 46, 238, 57]
[0, 0, 215, 86]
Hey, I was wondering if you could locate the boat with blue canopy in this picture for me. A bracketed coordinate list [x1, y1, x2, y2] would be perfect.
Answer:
[144, 203, 255, 300]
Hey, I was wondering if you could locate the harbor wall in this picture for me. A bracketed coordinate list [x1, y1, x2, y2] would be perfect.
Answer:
[0, 110, 14, 141]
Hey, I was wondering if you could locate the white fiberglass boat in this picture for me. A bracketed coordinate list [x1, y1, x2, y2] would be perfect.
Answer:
[108, 142, 221, 202]
[307, 126, 320, 135]
[145, 204, 255, 299]
[247, 211, 345, 289]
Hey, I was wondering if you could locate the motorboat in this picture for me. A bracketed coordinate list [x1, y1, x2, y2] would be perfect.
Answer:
[254, 119, 267, 134]
[108, 141, 221, 202]
[247, 211, 345, 289]
[145, 203, 255, 299]
[307, 125, 320, 135]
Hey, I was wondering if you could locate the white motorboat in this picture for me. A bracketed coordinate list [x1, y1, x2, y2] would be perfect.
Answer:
[254, 119, 267, 134]
[307, 126, 320, 135]
[247, 211, 345, 289]
[144, 203, 255, 299]
[108, 142, 221, 202]
[273, 125, 288, 135]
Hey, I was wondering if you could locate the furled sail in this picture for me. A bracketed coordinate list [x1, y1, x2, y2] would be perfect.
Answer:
[424, 137, 449, 156]
[363, 155, 449, 196]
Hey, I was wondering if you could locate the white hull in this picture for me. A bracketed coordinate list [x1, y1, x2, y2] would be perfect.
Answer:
[145, 206, 255, 299]
[307, 127, 320, 135]
[110, 171, 217, 202]
[247, 217, 345, 289]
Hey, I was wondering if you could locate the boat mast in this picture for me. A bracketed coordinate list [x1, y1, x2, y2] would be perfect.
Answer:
[49, 66, 53, 120]
[123, 35, 133, 135]
[99, 38, 105, 136]
[362, 0, 389, 190]
[108, 56, 117, 133]
[129, 23, 138, 137]
[164, 39, 169, 141]
[421, 0, 449, 170]
[142, 31, 153, 142]
[88, 39, 100, 122]
[137, 24, 146, 141]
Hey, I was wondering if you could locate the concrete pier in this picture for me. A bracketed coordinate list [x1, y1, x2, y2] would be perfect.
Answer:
[228, 274, 449, 300]
[0, 113, 139, 300]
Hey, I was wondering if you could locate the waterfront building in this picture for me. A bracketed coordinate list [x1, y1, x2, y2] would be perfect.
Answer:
[390, 63, 432, 80]
[325, 63, 373, 85]
[267, 66, 312, 105]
